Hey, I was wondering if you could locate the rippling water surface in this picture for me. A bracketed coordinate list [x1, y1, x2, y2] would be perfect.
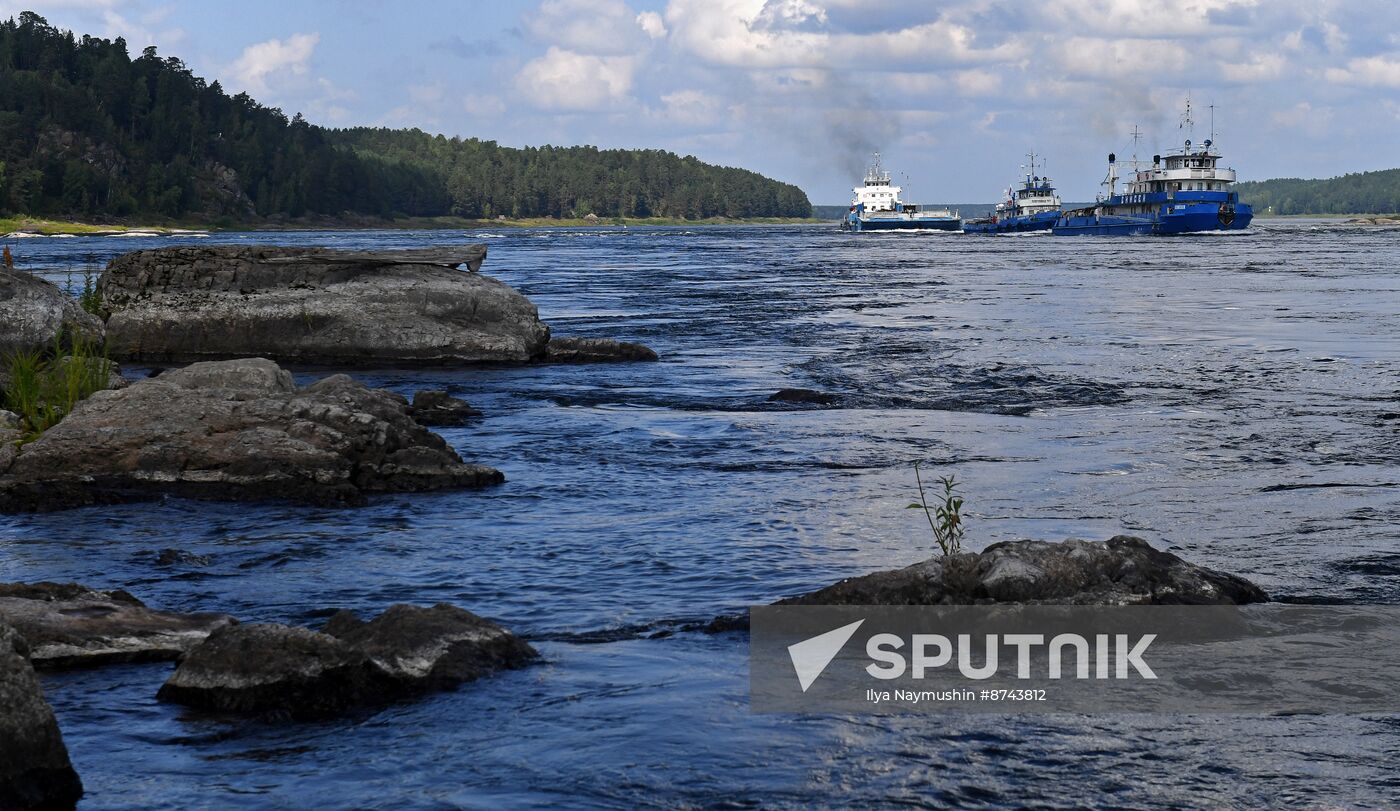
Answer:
[4, 222, 1400, 808]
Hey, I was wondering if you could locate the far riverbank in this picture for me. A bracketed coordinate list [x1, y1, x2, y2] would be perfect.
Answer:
[1, 214, 826, 238]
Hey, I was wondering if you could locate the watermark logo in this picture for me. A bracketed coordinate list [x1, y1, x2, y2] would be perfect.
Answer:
[752, 604, 1400, 714]
[787, 618, 864, 692]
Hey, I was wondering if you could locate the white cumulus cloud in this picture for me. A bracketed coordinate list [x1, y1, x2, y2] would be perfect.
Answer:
[515, 46, 638, 111]
[227, 32, 320, 96]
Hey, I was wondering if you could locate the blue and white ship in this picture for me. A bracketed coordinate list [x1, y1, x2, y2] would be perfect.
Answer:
[964, 153, 1062, 234]
[841, 154, 960, 231]
[1053, 104, 1253, 236]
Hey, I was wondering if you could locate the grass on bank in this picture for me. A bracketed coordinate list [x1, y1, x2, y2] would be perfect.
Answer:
[2, 334, 111, 441]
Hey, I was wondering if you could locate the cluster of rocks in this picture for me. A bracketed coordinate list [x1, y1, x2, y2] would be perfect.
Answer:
[0, 580, 537, 808]
[0, 358, 503, 512]
[0, 244, 658, 513]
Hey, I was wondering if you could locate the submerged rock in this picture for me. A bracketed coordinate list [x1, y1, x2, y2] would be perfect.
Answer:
[780, 536, 1268, 606]
[154, 549, 211, 567]
[768, 388, 837, 405]
[0, 358, 503, 512]
[410, 390, 483, 426]
[159, 604, 537, 719]
[543, 336, 658, 363]
[99, 245, 550, 365]
[0, 582, 235, 668]
[0, 624, 84, 810]
[0, 269, 103, 357]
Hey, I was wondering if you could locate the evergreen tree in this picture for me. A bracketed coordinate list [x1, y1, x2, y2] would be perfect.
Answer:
[0, 13, 812, 222]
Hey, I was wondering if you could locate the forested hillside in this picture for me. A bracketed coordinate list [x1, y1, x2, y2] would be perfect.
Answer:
[1237, 169, 1400, 215]
[327, 129, 812, 220]
[0, 12, 810, 222]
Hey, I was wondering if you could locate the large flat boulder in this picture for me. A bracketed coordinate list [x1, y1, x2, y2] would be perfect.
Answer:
[159, 604, 537, 719]
[0, 358, 503, 512]
[780, 536, 1268, 606]
[0, 582, 235, 669]
[0, 269, 103, 356]
[0, 624, 84, 810]
[98, 245, 551, 365]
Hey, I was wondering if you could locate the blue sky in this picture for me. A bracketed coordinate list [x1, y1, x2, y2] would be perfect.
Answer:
[5, 1, 1400, 203]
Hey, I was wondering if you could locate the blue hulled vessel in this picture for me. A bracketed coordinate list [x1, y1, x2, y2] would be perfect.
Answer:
[1053, 106, 1252, 236]
[841, 154, 960, 232]
[964, 153, 1062, 234]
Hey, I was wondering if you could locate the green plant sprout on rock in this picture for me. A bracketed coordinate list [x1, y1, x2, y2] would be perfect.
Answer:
[907, 463, 965, 556]
[2, 333, 112, 441]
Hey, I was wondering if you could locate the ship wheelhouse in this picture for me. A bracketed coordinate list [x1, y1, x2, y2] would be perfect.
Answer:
[1123, 140, 1239, 197]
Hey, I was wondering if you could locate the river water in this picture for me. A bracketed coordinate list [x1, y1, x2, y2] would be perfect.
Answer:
[3, 222, 1399, 808]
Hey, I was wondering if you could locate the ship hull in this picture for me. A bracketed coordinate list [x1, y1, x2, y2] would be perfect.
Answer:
[1053, 195, 1254, 236]
[963, 210, 1059, 234]
[845, 214, 962, 232]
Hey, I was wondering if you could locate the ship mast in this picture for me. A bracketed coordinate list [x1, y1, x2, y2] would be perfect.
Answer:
[1179, 94, 1194, 152]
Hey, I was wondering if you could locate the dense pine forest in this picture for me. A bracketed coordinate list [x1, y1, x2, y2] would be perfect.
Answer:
[0, 13, 811, 223]
[1237, 169, 1400, 216]
[327, 129, 813, 220]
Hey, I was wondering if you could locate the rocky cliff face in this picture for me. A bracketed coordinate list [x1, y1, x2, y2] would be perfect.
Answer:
[99, 245, 551, 365]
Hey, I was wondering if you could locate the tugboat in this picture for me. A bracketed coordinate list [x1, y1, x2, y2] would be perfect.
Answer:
[1053, 102, 1253, 236]
[963, 153, 1062, 234]
[841, 154, 960, 231]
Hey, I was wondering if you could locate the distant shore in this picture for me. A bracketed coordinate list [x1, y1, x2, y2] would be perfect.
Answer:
[1, 215, 826, 237]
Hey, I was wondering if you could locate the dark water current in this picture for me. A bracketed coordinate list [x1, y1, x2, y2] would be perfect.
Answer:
[3, 222, 1399, 808]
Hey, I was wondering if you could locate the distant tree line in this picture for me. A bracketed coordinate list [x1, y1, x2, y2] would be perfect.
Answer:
[1237, 169, 1400, 215]
[328, 128, 812, 220]
[0, 12, 811, 222]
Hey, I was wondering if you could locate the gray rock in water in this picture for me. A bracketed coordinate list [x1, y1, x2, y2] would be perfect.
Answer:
[0, 269, 103, 357]
[0, 582, 235, 668]
[99, 245, 550, 366]
[544, 336, 658, 363]
[156, 624, 388, 719]
[322, 603, 538, 690]
[0, 358, 504, 512]
[780, 536, 1268, 606]
[159, 604, 537, 719]
[0, 624, 84, 810]
[410, 390, 483, 426]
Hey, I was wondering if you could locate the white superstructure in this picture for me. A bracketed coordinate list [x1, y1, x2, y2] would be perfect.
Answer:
[851, 154, 903, 211]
